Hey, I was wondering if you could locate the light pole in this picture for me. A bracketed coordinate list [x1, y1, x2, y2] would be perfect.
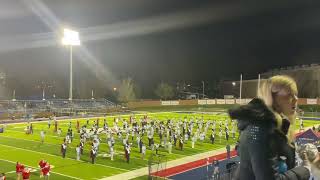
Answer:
[202, 81, 205, 99]
[12, 89, 16, 101]
[240, 74, 243, 104]
[62, 28, 80, 101]
[91, 89, 94, 100]
[42, 88, 45, 100]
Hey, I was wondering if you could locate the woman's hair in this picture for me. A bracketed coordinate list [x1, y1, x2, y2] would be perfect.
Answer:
[257, 75, 298, 142]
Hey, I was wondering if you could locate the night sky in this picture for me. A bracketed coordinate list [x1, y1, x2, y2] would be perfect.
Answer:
[0, 0, 320, 99]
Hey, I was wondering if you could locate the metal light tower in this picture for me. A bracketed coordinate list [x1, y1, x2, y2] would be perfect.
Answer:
[62, 28, 80, 101]
[202, 81, 205, 99]
[240, 74, 243, 104]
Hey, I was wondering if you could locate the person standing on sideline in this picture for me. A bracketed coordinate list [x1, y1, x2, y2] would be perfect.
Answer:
[212, 160, 220, 180]
[226, 144, 231, 159]
[228, 75, 310, 179]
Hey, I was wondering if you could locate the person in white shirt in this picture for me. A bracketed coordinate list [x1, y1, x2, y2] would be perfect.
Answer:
[141, 144, 146, 160]
[219, 130, 222, 143]
[110, 146, 114, 161]
[76, 145, 81, 161]
[167, 141, 172, 154]
[57, 128, 62, 137]
[40, 130, 45, 144]
[191, 135, 196, 148]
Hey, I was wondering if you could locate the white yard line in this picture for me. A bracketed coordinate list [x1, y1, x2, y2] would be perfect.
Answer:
[0, 158, 83, 180]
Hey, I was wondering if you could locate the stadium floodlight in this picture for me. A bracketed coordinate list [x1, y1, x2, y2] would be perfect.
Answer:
[62, 28, 80, 46]
[61, 28, 81, 101]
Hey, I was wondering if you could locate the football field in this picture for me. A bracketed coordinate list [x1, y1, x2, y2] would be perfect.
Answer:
[0, 112, 318, 180]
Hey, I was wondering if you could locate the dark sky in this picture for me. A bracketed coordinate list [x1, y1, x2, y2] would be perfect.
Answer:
[0, 0, 320, 99]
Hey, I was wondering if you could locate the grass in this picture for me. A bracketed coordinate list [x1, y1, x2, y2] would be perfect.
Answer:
[0, 111, 319, 180]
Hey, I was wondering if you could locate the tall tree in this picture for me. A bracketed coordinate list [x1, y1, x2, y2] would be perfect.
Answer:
[155, 82, 175, 100]
[117, 77, 136, 103]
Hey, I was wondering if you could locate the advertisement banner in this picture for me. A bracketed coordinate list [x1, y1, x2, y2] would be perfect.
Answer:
[170, 101, 179, 105]
[161, 101, 171, 106]
[307, 99, 317, 105]
[216, 99, 226, 104]
[225, 99, 235, 104]
[206, 99, 216, 105]
[198, 100, 207, 105]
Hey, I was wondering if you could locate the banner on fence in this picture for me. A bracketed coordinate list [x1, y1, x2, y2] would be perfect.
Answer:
[170, 101, 179, 105]
[236, 99, 247, 104]
[161, 101, 179, 106]
[216, 99, 226, 104]
[161, 101, 171, 106]
[206, 99, 216, 105]
[226, 99, 235, 104]
[307, 99, 318, 105]
[198, 100, 207, 105]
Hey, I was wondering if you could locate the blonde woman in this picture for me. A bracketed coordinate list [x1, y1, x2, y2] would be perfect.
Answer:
[229, 75, 310, 180]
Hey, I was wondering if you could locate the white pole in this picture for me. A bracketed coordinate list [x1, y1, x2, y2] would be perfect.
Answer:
[91, 89, 94, 100]
[240, 74, 242, 104]
[42, 88, 45, 100]
[257, 74, 261, 93]
[69, 45, 73, 101]
[202, 81, 205, 99]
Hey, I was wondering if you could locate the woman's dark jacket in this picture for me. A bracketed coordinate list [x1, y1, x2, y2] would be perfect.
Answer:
[229, 98, 310, 180]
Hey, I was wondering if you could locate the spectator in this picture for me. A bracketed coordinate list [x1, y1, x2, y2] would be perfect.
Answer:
[229, 75, 310, 180]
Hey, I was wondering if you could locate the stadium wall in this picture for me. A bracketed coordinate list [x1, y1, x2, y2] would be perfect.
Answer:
[127, 98, 320, 108]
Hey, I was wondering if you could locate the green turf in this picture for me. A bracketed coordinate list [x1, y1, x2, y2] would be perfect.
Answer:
[0, 112, 319, 180]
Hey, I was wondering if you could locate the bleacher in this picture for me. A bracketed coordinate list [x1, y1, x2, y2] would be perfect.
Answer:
[0, 98, 117, 115]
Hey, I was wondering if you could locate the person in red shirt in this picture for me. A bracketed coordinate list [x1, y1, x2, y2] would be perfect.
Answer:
[22, 167, 30, 180]
[38, 159, 46, 177]
[16, 162, 24, 180]
[41, 162, 50, 180]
